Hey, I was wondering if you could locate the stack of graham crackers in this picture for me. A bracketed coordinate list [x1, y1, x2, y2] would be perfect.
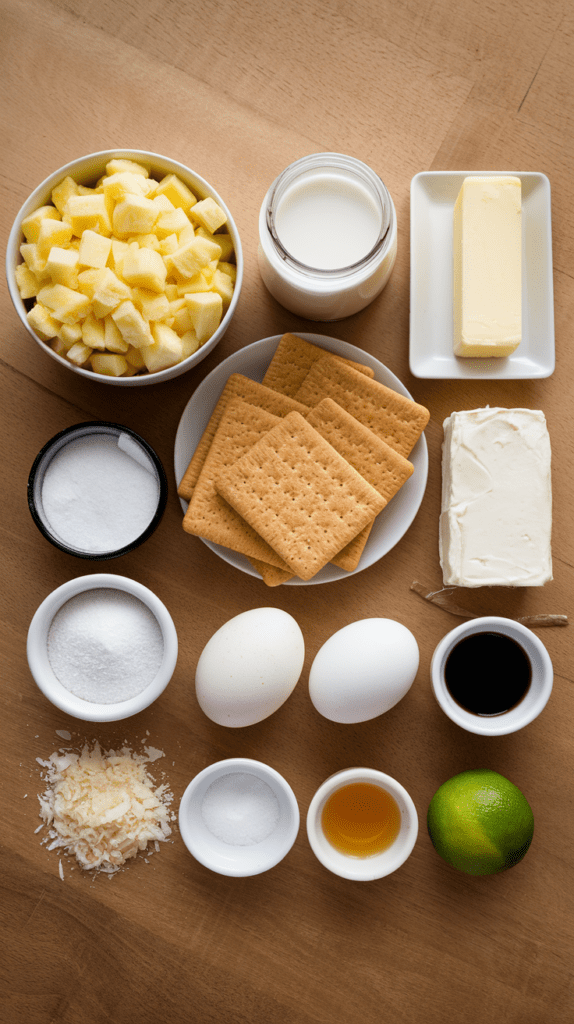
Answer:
[177, 334, 430, 585]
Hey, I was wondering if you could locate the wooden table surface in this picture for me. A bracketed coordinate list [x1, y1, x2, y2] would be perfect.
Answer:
[2, 1, 573, 1022]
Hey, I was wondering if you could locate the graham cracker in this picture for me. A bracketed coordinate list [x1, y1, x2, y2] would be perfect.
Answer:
[247, 558, 294, 587]
[177, 374, 309, 501]
[182, 398, 292, 570]
[262, 333, 375, 397]
[294, 356, 430, 458]
[214, 411, 386, 581]
[306, 398, 414, 571]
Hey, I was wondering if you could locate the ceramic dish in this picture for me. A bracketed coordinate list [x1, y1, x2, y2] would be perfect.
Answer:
[409, 171, 554, 379]
[174, 333, 429, 585]
[27, 574, 178, 722]
[6, 149, 242, 386]
[179, 758, 300, 876]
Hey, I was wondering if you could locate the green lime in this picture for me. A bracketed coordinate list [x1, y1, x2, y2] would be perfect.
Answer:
[427, 769, 534, 876]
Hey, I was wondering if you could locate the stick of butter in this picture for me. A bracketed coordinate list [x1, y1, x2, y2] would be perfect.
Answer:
[439, 408, 552, 587]
[453, 176, 522, 357]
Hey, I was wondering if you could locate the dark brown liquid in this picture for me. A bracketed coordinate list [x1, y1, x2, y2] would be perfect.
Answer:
[445, 632, 531, 716]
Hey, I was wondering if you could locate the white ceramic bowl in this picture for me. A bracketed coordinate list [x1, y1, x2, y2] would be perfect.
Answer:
[27, 574, 178, 721]
[430, 616, 553, 736]
[306, 768, 419, 880]
[179, 758, 300, 876]
[6, 149, 243, 385]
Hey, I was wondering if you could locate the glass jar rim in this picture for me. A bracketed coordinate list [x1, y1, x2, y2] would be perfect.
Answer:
[265, 152, 394, 278]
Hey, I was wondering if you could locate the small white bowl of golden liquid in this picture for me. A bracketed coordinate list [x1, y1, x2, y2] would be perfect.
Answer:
[306, 768, 418, 880]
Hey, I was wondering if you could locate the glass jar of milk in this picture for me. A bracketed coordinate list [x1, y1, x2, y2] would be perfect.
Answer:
[258, 153, 397, 321]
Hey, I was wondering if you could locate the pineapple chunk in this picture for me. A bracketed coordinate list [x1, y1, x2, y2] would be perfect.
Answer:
[151, 174, 196, 212]
[125, 345, 146, 370]
[57, 322, 83, 348]
[15, 263, 39, 299]
[110, 238, 130, 274]
[142, 323, 184, 372]
[51, 176, 80, 214]
[111, 300, 154, 348]
[27, 303, 60, 340]
[184, 291, 223, 343]
[21, 206, 61, 244]
[91, 269, 132, 318]
[36, 283, 91, 324]
[190, 197, 227, 233]
[112, 196, 159, 237]
[121, 247, 167, 292]
[66, 194, 112, 237]
[105, 158, 149, 178]
[127, 232, 161, 251]
[155, 208, 190, 240]
[212, 268, 235, 306]
[78, 230, 112, 269]
[46, 247, 80, 289]
[132, 287, 170, 321]
[158, 233, 180, 256]
[81, 312, 106, 350]
[91, 352, 129, 377]
[176, 272, 212, 296]
[172, 304, 193, 334]
[213, 234, 235, 262]
[166, 236, 222, 280]
[152, 194, 176, 213]
[36, 219, 73, 260]
[103, 314, 129, 353]
[101, 172, 147, 203]
[181, 329, 201, 358]
[66, 341, 93, 366]
[20, 243, 47, 277]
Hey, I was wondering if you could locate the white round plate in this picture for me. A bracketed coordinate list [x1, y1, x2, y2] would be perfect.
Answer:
[174, 334, 428, 585]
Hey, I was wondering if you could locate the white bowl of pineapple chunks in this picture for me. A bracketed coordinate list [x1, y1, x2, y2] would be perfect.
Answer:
[6, 150, 243, 384]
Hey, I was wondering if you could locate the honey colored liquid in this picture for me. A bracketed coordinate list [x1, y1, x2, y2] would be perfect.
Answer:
[321, 782, 401, 858]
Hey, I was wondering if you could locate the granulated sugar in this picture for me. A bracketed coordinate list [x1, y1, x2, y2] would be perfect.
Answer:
[41, 433, 159, 553]
[201, 772, 280, 845]
[47, 588, 164, 703]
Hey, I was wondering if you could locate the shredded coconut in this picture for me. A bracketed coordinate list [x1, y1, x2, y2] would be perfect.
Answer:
[36, 741, 174, 875]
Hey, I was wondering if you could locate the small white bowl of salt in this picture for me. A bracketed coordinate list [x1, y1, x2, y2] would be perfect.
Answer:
[27, 574, 178, 721]
[179, 758, 300, 876]
[27, 422, 168, 559]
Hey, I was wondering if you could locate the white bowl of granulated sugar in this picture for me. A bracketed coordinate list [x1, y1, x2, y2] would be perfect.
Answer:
[27, 574, 178, 721]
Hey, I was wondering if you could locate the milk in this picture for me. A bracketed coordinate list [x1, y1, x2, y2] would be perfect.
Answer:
[274, 170, 383, 270]
[258, 153, 397, 321]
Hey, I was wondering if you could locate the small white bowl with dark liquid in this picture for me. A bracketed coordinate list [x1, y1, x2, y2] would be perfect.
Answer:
[431, 617, 553, 736]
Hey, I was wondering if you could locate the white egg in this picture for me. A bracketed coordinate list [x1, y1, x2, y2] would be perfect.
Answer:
[309, 618, 419, 723]
[196, 607, 305, 727]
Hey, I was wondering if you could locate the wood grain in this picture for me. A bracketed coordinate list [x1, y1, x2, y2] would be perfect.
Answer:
[1, 1, 573, 1021]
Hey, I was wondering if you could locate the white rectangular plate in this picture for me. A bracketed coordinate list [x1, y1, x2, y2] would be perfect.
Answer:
[409, 171, 555, 379]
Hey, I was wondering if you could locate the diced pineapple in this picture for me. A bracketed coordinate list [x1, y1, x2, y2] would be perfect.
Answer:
[125, 345, 146, 370]
[51, 336, 68, 357]
[132, 287, 171, 322]
[103, 314, 129, 353]
[181, 329, 201, 357]
[172, 304, 193, 334]
[57, 322, 83, 348]
[112, 196, 159, 237]
[184, 291, 223, 343]
[46, 247, 80, 289]
[158, 233, 180, 256]
[127, 232, 161, 251]
[36, 283, 91, 324]
[77, 268, 103, 299]
[111, 300, 154, 348]
[190, 197, 227, 233]
[164, 283, 179, 301]
[27, 303, 60, 340]
[217, 261, 237, 281]
[166, 236, 222, 280]
[109, 238, 130, 274]
[66, 194, 112, 237]
[90, 268, 132, 318]
[51, 176, 80, 214]
[121, 247, 167, 292]
[212, 267, 235, 306]
[105, 158, 149, 178]
[81, 312, 106, 350]
[21, 206, 61, 244]
[101, 172, 147, 203]
[66, 341, 93, 366]
[20, 243, 47, 277]
[213, 234, 235, 263]
[154, 208, 191, 240]
[78, 229, 112, 269]
[142, 323, 184, 372]
[151, 194, 175, 213]
[151, 174, 196, 212]
[176, 273, 212, 296]
[91, 352, 129, 377]
[36, 219, 73, 259]
[15, 263, 39, 299]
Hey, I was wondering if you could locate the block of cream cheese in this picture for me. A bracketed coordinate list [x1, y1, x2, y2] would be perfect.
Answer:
[453, 176, 522, 357]
[439, 408, 552, 587]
